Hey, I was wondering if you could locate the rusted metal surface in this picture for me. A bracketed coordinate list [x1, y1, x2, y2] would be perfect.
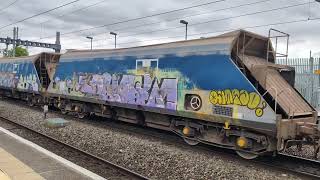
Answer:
[0, 52, 60, 63]
[240, 55, 314, 117]
[62, 31, 241, 59]
[278, 117, 315, 139]
[0, 54, 36, 63]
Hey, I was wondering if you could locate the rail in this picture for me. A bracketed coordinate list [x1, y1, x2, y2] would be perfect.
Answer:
[256, 153, 320, 179]
[0, 116, 148, 180]
[1, 98, 320, 179]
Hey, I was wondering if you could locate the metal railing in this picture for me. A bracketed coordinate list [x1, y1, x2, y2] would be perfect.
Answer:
[277, 57, 320, 109]
[267, 29, 289, 63]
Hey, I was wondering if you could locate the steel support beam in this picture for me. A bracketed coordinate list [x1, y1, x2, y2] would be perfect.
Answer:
[0, 31, 61, 54]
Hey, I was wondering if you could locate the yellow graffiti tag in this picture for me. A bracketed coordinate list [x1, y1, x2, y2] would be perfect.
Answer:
[209, 89, 266, 117]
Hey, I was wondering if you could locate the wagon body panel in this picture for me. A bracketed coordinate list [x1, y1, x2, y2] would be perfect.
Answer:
[47, 33, 277, 134]
[0, 56, 40, 93]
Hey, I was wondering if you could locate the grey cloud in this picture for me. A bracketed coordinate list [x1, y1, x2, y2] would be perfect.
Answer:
[0, 0, 319, 57]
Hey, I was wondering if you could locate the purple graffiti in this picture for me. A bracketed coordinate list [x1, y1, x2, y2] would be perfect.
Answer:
[55, 72, 178, 110]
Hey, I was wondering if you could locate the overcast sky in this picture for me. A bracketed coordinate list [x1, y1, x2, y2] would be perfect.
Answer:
[0, 0, 319, 57]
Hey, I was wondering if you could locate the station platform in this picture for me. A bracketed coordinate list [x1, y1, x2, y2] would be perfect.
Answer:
[0, 127, 105, 180]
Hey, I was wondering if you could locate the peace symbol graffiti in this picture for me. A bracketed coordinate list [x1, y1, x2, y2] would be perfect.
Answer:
[190, 96, 202, 111]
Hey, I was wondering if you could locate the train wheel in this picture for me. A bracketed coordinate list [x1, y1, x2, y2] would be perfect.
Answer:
[61, 109, 68, 115]
[236, 150, 258, 160]
[183, 137, 200, 146]
[28, 99, 35, 107]
[77, 112, 87, 119]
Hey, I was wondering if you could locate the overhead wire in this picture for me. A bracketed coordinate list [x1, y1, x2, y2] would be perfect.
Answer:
[39, 0, 226, 39]
[85, 0, 312, 45]
[0, 0, 81, 30]
[0, 0, 20, 13]
[112, 1, 313, 39]
[36, 0, 207, 40]
[83, 0, 272, 39]
[88, 17, 318, 49]
[40, 0, 108, 25]
[23, 0, 319, 51]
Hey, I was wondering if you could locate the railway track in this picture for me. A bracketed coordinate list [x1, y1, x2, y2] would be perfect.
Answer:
[0, 116, 148, 180]
[1, 98, 320, 179]
[84, 115, 320, 179]
[256, 153, 320, 179]
[89, 117, 320, 179]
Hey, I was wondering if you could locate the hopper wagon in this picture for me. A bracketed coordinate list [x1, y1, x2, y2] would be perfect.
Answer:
[0, 29, 319, 159]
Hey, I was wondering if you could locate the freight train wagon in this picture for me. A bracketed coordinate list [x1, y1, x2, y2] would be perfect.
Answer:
[0, 53, 60, 105]
[45, 30, 320, 159]
[0, 30, 319, 159]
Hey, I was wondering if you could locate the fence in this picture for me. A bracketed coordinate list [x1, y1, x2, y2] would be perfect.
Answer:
[276, 57, 320, 109]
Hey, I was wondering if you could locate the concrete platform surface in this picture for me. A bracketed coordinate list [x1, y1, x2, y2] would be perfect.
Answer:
[0, 127, 105, 180]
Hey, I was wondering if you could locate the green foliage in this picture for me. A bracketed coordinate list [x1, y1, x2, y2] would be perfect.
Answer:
[6, 46, 29, 57]
[15, 46, 29, 57]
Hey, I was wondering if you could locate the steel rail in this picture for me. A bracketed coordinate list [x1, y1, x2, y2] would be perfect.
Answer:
[82, 114, 320, 179]
[0, 116, 148, 180]
[1, 98, 320, 179]
[253, 153, 320, 179]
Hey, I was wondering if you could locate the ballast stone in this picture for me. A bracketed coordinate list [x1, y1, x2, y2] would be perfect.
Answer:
[44, 118, 70, 128]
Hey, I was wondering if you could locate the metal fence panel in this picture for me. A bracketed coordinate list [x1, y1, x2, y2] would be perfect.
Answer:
[276, 57, 320, 109]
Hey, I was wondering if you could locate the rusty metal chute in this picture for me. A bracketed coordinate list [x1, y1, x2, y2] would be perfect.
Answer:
[240, 55, 314, 117]
[231, 30, 316, 121]
[34, 53, 61, 90]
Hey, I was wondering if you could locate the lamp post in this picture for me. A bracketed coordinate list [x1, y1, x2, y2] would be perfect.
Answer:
[86, 36, 93, 50]
[180, 20, 188, 40]
[110, 32, 117, 48]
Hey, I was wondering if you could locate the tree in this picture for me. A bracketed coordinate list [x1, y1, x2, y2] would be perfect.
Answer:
[7, 46, 29, 57]
[15, 46, 29, 57]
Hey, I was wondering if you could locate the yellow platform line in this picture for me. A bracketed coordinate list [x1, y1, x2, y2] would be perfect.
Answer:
[0, 147, 44, 180]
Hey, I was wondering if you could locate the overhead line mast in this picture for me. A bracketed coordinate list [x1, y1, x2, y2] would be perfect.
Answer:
[2, 30, 61, 57]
